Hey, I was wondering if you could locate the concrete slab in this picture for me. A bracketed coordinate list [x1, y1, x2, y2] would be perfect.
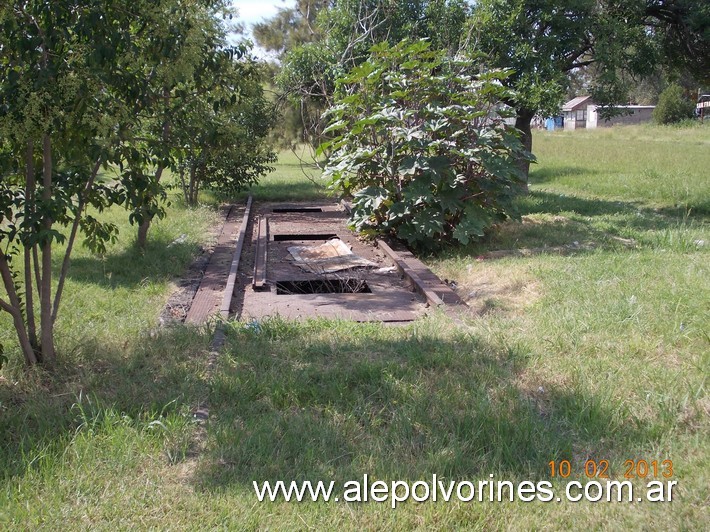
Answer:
[235, 202, 428, 322]
[185, 204, 246, 324]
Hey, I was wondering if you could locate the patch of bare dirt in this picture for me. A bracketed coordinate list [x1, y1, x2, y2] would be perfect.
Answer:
[457, 267, 541, 315]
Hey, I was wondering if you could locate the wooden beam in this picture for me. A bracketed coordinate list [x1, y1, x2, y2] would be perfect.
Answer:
[220, 195, 253, 317]
[252, 216, 269, 290]
[376, 240, 444, 308]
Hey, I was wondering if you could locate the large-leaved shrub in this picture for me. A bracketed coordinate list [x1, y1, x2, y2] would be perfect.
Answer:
[320, 40, 529, 251]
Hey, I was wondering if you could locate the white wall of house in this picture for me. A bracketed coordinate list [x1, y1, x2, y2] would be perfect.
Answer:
[587, 105, 598, 128]
[587, 105, 655, 128]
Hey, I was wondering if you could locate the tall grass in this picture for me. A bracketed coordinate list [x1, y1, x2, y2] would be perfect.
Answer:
[529, 124, 709, 214]
[1, 125, 708, 529]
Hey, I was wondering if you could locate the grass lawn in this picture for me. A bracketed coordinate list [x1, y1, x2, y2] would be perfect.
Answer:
[1, 124, 708, 529]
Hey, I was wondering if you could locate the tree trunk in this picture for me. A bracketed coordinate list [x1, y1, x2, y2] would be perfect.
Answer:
[137, 216, 152, 250]
[52, 158, 102, 323]
[188, 164, 197, 206]
[0, 256, 37, 366]
[514, 108, 535, 193]
[24, 139, 39, 352]
[40, 134, 55, 364]
[137, 88, 171, 249]
[136, 162, 164, 249]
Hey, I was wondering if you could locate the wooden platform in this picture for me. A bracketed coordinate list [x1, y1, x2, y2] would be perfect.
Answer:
[184, 204, 247, 325]
[183, 199, 467, 325]
[236, 202, 428, 322]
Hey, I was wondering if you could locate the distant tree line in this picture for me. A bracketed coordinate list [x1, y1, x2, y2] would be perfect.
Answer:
[255, 0, 709, 175]
[0, 0, 275, 366]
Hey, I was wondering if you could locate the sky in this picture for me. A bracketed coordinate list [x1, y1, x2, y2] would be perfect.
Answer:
[231, 0, 295, 58]
[232, 0, 295, 28]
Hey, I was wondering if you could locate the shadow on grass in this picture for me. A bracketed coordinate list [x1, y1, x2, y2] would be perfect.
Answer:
[65, 236, 200, 288]
[0, 326, 213, 481]
[529, 165, 597, 184]
[524, 186, 709, 220]
[196, 319, 659, 489]
[521, 190, 707, 228]
[517, 190, 639, 217]
[431, 190, 707, 260]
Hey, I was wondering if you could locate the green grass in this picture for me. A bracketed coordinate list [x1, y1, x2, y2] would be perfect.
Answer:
[528, 123, 710, 214]
[1, 126, 708, 529]
[0, 192, 222, 355]
[239, 147, 329, 202]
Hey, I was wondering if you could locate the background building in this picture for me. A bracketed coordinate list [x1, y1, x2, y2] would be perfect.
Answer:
[562, 96, 655, 129]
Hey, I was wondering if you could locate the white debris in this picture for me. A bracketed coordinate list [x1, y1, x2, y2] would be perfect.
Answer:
[168, 234, 188, 248]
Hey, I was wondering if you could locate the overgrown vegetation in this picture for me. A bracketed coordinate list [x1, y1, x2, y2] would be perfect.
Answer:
[174, 63, 277, 206]
[0, 125, 707, 528]
[0, 1, 274, 366]
[653, 83, 697, 124]
[322, 40, 528, 250]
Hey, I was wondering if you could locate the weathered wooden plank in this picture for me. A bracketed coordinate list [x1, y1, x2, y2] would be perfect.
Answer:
[219, 195, 252, 318]
[376, 240, 445, 307]
[185, 205, 239, 324]
[378, 240, 467, 306]
[252, 216, 269, 290]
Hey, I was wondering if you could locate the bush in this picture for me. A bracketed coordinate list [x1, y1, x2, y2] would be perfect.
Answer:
[653, 83, 696, 124]
[320, 40, 529, 251]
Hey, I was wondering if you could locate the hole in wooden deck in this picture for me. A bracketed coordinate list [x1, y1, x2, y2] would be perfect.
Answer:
[273, 233, 338, 241]
[272, 207, 323, 213]
[276, 279, 372, 295]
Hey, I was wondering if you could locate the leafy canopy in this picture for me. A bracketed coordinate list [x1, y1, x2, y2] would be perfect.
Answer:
[321, 40, 529, 251]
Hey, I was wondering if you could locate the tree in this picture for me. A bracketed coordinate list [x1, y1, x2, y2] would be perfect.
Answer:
[124, 0, 240, 248]
[471, 0, 710, 185]
[276, 0, 472, 149]
[322, 40, 528, 251]
[174, 58, 277, 205]
[653, 83, 696, 123]
[0, 0, 269, 365]
[0, 0, 172, 364]
[252, 0, 329, 57]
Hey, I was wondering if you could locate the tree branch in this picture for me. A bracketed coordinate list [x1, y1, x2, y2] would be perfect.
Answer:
[52, 156, 103, 322]
[0, 254, 37, 365]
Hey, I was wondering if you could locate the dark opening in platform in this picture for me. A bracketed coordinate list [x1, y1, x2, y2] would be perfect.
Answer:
[276, 279, 372, 295]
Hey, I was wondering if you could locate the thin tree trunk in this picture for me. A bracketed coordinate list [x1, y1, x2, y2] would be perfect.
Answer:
[136, 163, 164, 249]
[514, 108, 535, 193]
[32, 245, 41, 298]
[52, 157, 102, 322]
[40, 134, 55, 364]
[24, 139, 38, 351]
[179, 166, 189, 205]
[137, 217, 150, 249]
[188, 164, 197, 206]
[137, 89, 170, 249]
[0, 256, 37, 365]
[23, 248, 38, 349]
